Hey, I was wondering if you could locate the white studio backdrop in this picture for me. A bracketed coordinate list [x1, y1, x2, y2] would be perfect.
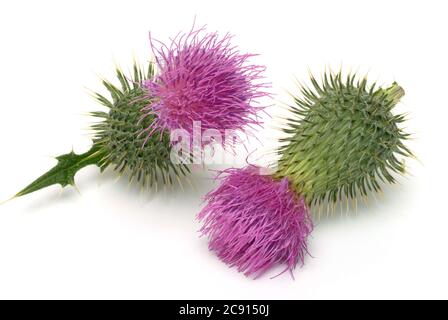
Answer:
[0, 0, 446, 299]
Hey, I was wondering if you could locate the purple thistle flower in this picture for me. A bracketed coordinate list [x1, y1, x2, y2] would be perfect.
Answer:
[198, 166, 313, 279]
[142, 25, 269, 145]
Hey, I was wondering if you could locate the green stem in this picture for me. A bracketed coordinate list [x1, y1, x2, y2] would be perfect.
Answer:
[385, 82, 405, 105]
[14, 143, 106, 199]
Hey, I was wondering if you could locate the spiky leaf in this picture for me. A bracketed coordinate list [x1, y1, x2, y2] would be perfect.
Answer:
[15, 145, 106, 198]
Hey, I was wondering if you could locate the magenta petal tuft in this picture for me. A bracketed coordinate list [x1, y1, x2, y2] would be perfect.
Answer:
[142, 26, 269, 144]
[198, 166, 313, 279]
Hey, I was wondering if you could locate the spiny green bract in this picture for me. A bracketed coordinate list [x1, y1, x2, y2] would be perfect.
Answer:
[276, 71, 413, 208]
[90, 63, 190, 188]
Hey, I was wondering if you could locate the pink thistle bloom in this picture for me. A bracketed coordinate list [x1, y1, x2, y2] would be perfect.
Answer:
[198, 166, 313, 279]
[142, 25, 269, 145]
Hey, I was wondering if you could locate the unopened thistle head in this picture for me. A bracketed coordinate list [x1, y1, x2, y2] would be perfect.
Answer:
[142, 26, 269, 145]
[276, 71, 413, 207]
[198, 166, 312, 278]
[91, 63, 190, 188]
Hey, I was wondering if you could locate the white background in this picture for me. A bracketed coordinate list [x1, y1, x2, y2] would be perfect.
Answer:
[0, 0, 446, 299]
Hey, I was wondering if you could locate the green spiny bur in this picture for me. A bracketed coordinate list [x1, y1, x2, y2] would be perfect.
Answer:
[276, 71, 413, 208]
[91, 63, 189, 187]
[13, 62, 189, 199]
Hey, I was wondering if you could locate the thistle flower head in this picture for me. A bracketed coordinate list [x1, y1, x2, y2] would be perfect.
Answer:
[198, 166, 312, 278]
[276, 71, 413, 208]
[142, 26, 269, 144]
